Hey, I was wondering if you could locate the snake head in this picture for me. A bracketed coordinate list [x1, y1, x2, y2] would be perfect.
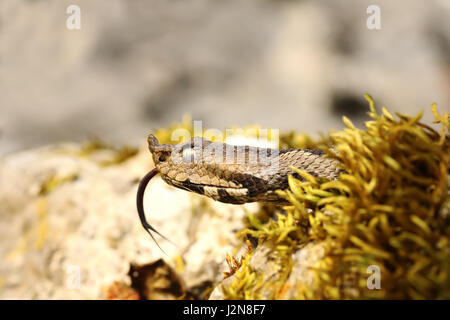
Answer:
[147, 134, 174, 167]
[147, 134, 212, 177]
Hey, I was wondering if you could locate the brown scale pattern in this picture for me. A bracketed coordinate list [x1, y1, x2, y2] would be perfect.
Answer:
[148, 134, 342, 204]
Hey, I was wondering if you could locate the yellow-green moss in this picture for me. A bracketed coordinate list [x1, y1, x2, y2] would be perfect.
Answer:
[39, 173, 78, 196]
[78, 139, 138, 166]
[239, 96, 449, 299]
[220, 249, 264, 300]
[300, 97, 449, 299]
[154, 97, 449, 299]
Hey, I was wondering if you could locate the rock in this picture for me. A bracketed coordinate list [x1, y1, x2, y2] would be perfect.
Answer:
[209, 241, 325, 300]
[0, 143, 259, 299]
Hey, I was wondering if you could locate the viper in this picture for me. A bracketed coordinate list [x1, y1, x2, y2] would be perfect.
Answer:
[137, 134, 342, 250]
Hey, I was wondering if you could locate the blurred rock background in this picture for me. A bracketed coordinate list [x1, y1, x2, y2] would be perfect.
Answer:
[1, 0, 449, 156]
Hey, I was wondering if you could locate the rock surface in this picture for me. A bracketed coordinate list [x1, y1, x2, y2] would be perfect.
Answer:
[0, 143, 259, 299]
[209, 241, 325, 300]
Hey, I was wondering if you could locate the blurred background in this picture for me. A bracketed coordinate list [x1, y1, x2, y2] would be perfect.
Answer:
[1, 0, 449, 156]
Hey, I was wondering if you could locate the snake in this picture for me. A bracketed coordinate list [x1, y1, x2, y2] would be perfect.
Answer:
[137, 134, 342, 250]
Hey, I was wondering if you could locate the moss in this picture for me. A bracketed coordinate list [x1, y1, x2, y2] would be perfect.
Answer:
[78, 139, 138, 167]
[155, 97, 449, 299]
[34, 197, 49, 250]
[39, 173, 78, 196]
[302, 97, 449, 299]
[238, 96, 449, 299]
[154, 115, 195, 144]
[223, 252, 243, 279]
[220, 247, 265, 300]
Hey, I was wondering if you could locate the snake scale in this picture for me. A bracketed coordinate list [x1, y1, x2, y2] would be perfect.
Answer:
[137, 134, 342, 249]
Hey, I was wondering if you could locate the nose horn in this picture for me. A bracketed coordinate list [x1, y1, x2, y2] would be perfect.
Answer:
[147, 134, 160, 152]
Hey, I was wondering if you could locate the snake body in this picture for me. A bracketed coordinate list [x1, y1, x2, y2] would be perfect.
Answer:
[137, 134, 342, 248]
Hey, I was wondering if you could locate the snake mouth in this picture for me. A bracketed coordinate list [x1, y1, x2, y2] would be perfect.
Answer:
[165, 177, 250, 202]
[165, 176, 245, 190]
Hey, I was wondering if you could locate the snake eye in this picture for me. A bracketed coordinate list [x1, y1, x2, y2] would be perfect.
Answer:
[158, 152, 169, 162]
